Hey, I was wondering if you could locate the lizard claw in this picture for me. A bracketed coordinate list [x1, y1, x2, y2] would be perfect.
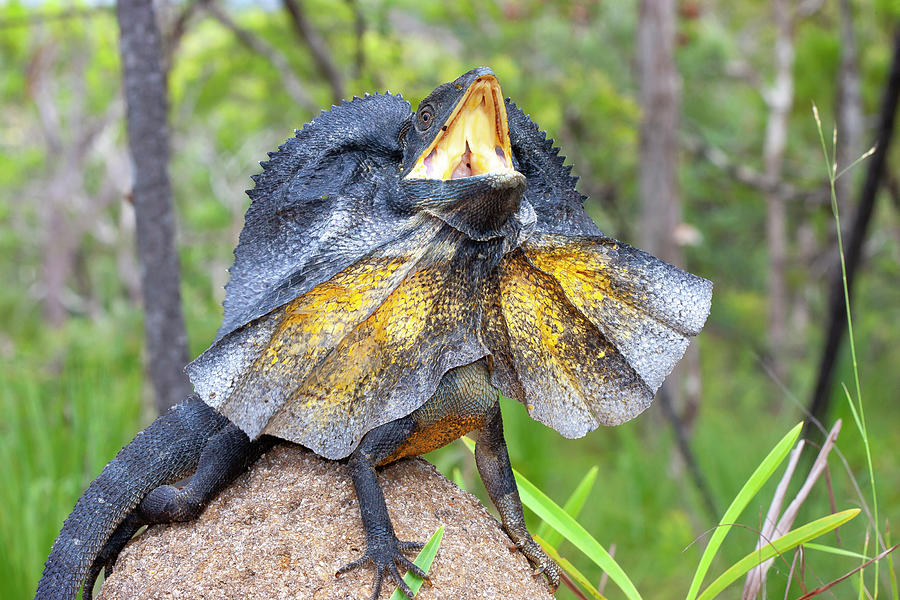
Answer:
[507, 533, 560, 591]
[336, 537, 428, 599]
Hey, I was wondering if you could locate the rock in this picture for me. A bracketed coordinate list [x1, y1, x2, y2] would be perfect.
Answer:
[97, 444, 555, 600]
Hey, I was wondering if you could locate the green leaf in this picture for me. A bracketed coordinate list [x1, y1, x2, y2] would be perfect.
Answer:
[696, 509, 860, 600]
[516, 470, 642, 600]
[536, 534, 608, 600]
[685, 422, 803, 600]
[537, 466, 599, 548]
[803, 542, 870, 561]
[389, 525, 444, 599]
[451, 467, 466, 490]
[459, 437, 641, 600]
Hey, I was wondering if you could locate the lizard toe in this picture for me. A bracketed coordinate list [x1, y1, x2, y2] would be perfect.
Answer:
[516, 537, 560, 591]
[336, 536, 427, 599]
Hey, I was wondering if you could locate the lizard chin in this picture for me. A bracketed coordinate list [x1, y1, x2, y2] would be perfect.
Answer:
[399, 170, 527, 241]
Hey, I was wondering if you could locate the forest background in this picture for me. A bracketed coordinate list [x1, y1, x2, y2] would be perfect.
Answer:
[1, 0, 899, 598]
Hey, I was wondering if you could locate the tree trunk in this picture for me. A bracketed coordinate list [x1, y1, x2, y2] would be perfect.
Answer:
[762, 0, 795, 383]
[836, 0, 864, 216]
[638, 0, 681, 265]
[637, 0, 713, 510]
[117, 0, 192, 413]
[638, 0, 689, 425]
[807, 29, 900, 430]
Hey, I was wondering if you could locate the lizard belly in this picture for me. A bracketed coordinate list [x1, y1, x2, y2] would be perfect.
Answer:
[379, 360, 497, 465]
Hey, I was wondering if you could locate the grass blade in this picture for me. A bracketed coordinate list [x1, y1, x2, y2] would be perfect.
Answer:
[536, 534, 608, 600]
[696, 509, 860, 600]
[460, 437, 641, 600]
[796, 544, 899, 600]
[685, 422, 803, 600]
[813, 104, 883, 592]
[537, 466, 599, 548]
[389, 525, 444, 599]
[803, 542, 870, 561]
[515, 471, 642, 600]
[451, 467, 466, 490]
[887, 523, 899, 600]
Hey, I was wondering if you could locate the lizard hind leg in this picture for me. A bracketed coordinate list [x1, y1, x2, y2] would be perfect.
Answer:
[337, 360, 503, 599]
[474, 403, 561, 590]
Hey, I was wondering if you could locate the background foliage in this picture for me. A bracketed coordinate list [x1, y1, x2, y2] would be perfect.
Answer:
[1, 0, 898, 598]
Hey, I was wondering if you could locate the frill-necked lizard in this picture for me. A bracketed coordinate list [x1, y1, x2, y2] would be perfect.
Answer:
[35, 68, 712, 600]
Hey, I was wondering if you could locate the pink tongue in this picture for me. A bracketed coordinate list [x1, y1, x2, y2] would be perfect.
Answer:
[451, 143, 473, 179]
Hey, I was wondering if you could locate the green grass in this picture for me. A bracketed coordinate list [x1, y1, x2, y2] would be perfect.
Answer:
[389, 525, 444, 599]
[0, 311, 146, 596]
[1, 305, 897, 598]
[812, 104, 897, 600]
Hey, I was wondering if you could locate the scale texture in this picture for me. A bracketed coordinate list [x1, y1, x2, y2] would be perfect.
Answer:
[187, 93, 712, 460]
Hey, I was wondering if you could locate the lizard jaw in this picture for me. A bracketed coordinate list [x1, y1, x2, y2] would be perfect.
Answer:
[406, 75, 516, 181]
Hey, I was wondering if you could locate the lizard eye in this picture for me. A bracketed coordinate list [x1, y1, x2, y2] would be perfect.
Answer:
[416, 105, 435, 131]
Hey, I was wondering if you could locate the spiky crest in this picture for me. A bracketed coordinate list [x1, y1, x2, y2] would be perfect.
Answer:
[219, 92, 412, 339]
[505, 100, 599, 237]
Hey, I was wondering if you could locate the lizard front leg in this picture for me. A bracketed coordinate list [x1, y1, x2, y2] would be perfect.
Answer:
[336, 417, 430, 600]
[474, 403, 561, 590]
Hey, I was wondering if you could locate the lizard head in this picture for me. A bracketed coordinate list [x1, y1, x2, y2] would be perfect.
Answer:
[399, 68, 529, 241]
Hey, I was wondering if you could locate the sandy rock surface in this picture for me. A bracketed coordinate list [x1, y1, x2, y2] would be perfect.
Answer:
[97, 444, 555, 600]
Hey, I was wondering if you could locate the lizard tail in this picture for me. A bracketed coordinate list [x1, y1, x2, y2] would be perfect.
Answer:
[34, 395, 231, 600]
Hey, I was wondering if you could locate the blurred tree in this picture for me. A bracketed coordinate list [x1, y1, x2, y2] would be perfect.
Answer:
[638, 0, 681, 267]
[199, 0, 317, 112]
[117, 0, 191, 412]
[762, 0, 796, 383]
[26, 40, 127, 326]
[808, 28, 900, 430]
[282, 0, 344, 102]
[836, 0, 864, 215]
[637, 0, 716, 520]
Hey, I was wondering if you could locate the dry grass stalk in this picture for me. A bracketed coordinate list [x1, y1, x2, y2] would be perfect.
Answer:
[742, 420, 842, 598]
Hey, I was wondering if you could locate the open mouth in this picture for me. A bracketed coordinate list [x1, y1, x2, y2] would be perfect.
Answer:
[406, 75, 515, 180]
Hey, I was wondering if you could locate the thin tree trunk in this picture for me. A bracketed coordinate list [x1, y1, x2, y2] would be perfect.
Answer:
[637, 0, 686, 426]
[282, 0, 344, 102]
[42, 199, 76, 326]
[638, 0, 710, 503]
[762, 0, 795, 383]
[807, 29, 900, 430]
[638, 0, 681, 265]
[836, 0, 864, 217]
[117, 0, 192, 413]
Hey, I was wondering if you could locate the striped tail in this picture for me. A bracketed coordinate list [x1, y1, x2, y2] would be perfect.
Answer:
[34, 395, 230, 600]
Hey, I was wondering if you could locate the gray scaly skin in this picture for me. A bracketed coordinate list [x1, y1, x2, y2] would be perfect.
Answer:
[36, 67, 711, 600]
[36, 396, 232, 599]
